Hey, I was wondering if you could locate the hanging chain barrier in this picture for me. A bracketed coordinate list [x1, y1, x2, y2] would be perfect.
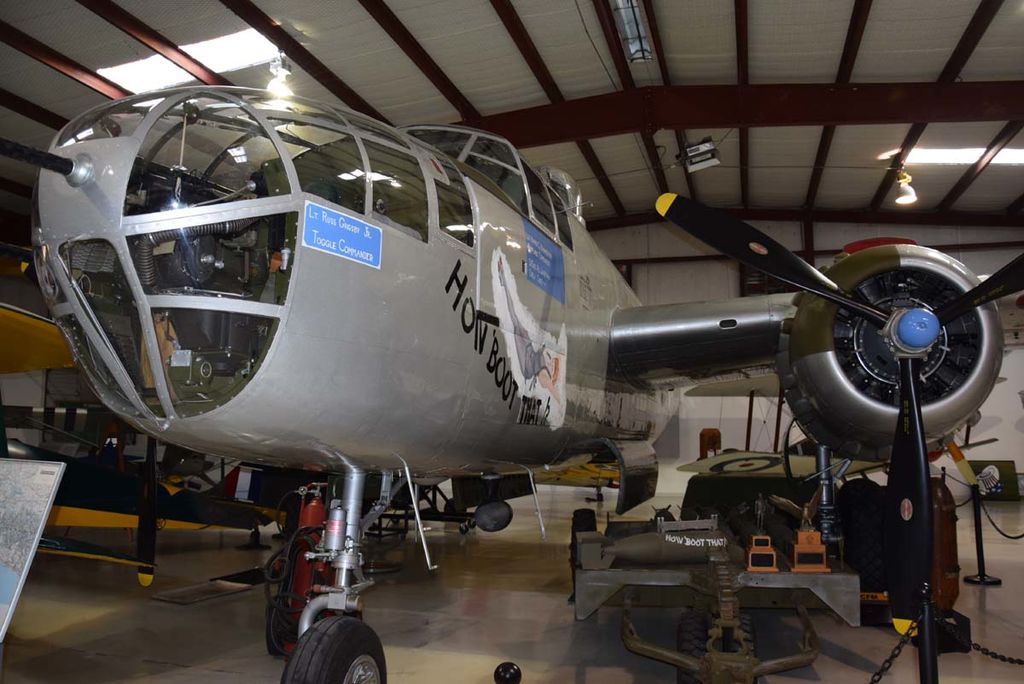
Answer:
[869, 613, 1024, 681]
[937, 616, 1024, 667]
[869, 615, 920, 683]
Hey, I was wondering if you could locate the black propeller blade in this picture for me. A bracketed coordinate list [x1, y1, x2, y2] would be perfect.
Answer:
[882, 357, 934, 632]
[935, 251, 1024, 325]
[137, 436, 158, 587]
[653, 192, 957, 641]
[654, 194, 889, 327]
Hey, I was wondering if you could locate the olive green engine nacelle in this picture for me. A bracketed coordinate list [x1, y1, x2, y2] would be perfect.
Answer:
[777, 245, 1002, 460]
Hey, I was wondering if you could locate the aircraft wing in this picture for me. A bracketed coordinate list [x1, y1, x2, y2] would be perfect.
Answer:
[534, 462, 619, 489]
[608, 294, 795, 390]
[677, 450, 885, 478]
[0, 302, 74, 373]
[37, 535, 156, 569]
[684, 373, 779, 397]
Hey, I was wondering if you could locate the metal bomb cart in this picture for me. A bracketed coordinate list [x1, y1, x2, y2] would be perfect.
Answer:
[570, 450, 861, 684]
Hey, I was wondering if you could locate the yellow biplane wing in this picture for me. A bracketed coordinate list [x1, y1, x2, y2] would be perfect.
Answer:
[0, 302, 73, 373]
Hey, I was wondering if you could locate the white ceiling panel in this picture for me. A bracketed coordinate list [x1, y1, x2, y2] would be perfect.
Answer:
[748, 0, 854, 83]
[514, 0, 620, 100]
[851, 0, 979, 82]
[587, 133, 657, 213]
[0, 1, 157, 81]
[682, 128, 741, 206]
[388, 0, 549, 116]
[959, 1, 1024, 81]
[115, 0, 253, 45]
[0, 42, 108, 120]
[252, 0, 458, 125]
[656, 0, 736, 84]
[748, 126, 820, 207]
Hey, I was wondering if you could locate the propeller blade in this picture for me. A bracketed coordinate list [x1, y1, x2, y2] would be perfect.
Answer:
[654, 194, 888, 327]
[935, 252, 1024, 325]
[137, 436, 158, 587]
[882, 356, 934, 633]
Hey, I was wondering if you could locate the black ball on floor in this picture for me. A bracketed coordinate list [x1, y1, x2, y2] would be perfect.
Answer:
[494, 661, 522, 683]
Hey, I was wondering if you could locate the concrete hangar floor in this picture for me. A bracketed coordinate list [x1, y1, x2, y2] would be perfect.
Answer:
[4, 488, 1022, 683]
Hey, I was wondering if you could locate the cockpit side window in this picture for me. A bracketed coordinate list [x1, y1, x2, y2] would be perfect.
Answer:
[524, 164, 555, 232]
[469, 136, 517, 167]
[464, 155, 529, 217]
[435, 159, 475, 248]
[274, 120, 366, 215]
[363, 140, 430, 242]
[405, 129, 472, 157]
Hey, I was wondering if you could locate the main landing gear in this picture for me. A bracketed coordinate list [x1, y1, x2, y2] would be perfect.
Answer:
[270, 470, 401, 684]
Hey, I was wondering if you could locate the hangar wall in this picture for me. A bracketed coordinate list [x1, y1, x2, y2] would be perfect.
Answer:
[594, 220, 1024, 496]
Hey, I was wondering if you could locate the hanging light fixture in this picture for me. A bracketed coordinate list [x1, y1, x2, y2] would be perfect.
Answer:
[895, 168, 917, 205]
[267, 52, 293, 97]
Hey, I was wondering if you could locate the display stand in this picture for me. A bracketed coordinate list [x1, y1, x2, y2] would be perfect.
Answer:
[963, 484, 1001, 586]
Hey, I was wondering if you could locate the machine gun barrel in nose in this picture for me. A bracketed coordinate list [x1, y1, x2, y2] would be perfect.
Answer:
[0, 137, 73, 176]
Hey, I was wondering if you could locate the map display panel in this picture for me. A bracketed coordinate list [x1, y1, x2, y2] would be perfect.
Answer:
[0, 459, 65, 641]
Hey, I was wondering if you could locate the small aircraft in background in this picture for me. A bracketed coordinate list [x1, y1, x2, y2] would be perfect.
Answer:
[0, 85, 1020, 682]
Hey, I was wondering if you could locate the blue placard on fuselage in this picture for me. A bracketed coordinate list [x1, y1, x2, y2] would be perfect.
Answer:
[522, 219, 565, 303]
[302, 201, 382, 269]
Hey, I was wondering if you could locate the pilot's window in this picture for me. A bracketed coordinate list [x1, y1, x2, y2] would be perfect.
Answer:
[405, 129, 471, 157]
[126, 96, 289, 216]
[552, 191, 574, 250]
[524, 164, 555, 231]
[464, 155, 529, 216]
[436, 159, 474, 248]
[363, 140, 429, 241]
[469, 137, 517, 167]
[275, 120, 366, 214]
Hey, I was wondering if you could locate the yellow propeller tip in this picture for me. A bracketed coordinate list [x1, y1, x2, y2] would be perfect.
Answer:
[137, 571, 154, 588]
[655, 193, 678, 217]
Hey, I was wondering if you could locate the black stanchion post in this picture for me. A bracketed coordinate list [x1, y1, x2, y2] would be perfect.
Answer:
[918, 583, 939, 684]
[964, 483, 1001, 586]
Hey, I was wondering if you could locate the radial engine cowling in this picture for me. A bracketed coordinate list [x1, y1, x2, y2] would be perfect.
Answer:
[777, 244, 1002, 459]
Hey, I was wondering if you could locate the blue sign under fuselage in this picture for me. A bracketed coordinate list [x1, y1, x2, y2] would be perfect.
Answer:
[302, 201, 382, 269]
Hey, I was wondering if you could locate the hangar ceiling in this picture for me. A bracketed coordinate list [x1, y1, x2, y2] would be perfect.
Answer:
[0, 0, 1021, 246]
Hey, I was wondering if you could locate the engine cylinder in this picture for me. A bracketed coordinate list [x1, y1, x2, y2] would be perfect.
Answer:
[777, 245, 1002, 458]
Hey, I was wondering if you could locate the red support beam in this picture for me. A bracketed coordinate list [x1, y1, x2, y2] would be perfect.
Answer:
[870, 0, 1004, 210]
[219, 0, 388, 123]
[588, 207, 1024, 231]
[641, 0, 697, 200]
[489, 0, 625, 215]
[1008, 191, 1024, 215]
[735, 0, 749, 207]
[805, 0, 872, 208]
[611, 240, 1024, 268]
[357, 0, 478, 121]
[0, 20, 130, 99]
[801, 219, 814, 262]
[0, 88, 68, 130]
[590, 0, 667, 195]
[0, 177, 32, 198]
[466, 81, 1024, 149]
[76, 0, 231, 86]
[938, 120, 1024, 211]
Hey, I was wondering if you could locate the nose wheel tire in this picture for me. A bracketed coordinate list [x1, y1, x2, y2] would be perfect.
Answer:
[281, 616, 386, 684]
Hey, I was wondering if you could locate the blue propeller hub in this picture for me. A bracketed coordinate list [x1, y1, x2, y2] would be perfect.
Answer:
[894, 308, 941, 352]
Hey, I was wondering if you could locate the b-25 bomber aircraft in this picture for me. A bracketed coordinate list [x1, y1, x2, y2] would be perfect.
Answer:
[5, 85, 1021, 683]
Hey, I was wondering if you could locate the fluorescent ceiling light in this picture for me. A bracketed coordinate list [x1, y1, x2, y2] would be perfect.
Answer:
[98, 29, 279, 93]
[879, 147, 1024, 165]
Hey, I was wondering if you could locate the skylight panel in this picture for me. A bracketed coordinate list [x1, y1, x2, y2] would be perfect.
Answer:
[98, 29, 279, 94]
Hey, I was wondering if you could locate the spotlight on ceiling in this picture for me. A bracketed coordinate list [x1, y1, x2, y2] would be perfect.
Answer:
[895, 169, 917, 205]
[267, 52, 293, 97]
[680, 137, 720, 173]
